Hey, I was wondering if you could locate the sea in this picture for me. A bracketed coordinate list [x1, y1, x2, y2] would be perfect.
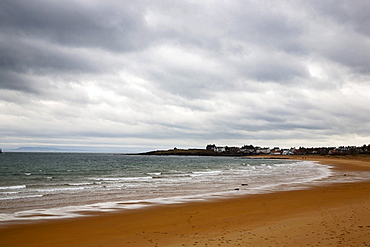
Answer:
[0, 152, 367, 226]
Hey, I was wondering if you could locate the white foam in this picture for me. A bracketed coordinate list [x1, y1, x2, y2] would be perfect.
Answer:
[0, 194, 43, 201]
[67, 182, 94, 186]
[191, 170, 222, 176]
[147, 172, 161, 176]
[0, 191, 18, 195]
[37, 187, 85, 192]
[0, 185, 26, 190]
[92, 176, 153, 181]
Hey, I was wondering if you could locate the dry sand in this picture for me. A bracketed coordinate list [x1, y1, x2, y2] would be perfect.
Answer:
[1, 155, 369, 247]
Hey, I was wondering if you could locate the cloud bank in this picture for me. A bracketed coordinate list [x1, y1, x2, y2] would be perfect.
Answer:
[1, 0, 369, 152]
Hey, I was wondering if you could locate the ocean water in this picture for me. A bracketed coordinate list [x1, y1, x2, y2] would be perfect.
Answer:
[0, 152, 345, 225]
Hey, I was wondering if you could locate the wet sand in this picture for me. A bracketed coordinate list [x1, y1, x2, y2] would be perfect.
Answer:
[1, 155, 369, 247]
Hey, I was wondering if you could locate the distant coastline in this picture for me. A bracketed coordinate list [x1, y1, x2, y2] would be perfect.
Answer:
[137, 148, 235, 156]
[138, 144, 370, 157]
[3, 144, 370, 156]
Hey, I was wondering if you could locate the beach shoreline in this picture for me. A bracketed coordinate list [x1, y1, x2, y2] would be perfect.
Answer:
[1, 155, 369, 246]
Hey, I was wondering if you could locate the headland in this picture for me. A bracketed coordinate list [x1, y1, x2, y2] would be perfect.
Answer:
[138, 144, 370, 156]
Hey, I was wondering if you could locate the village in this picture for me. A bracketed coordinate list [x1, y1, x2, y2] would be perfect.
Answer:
[205, 144, 370, 155]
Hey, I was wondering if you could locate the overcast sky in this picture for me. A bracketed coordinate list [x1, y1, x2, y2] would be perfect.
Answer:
[1, 0, 369, 152]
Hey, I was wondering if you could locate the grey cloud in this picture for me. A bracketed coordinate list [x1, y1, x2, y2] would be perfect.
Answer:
[313, 0, 370, 36]
[0, 0, 150, 52]
[300, 1, 370, 74]
[150, 70, 227, 99]
[0, 36, 100, 75]
[0, 0, 369, 151]
[321, 37, 370, 74]
[0, 71, 36, 93]
[244, 57, 308, 82]
[229, 1, 307, 54]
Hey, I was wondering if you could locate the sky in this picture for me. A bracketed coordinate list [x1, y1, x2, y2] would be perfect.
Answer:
[1, 0, 370, 152]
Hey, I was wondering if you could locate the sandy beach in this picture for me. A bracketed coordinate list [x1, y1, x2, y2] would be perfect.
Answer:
[1, 155, 369, 247]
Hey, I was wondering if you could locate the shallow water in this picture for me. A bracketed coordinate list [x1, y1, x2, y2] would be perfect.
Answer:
[0, 152, 366, 225]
